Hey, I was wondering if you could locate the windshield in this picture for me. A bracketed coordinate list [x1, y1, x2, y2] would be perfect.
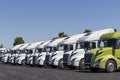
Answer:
[57, 45, 65, 51]
[76, 42, 96, 50]
[16, 50, 21, 54]
[0, 50, 6, 54]
[21, 49, 28, 54]
[64, 45, 73, 52]
[45, 47, 57, 52]
[35, 48, 42, 53]
[57, 44, 69, 51]
[26, 49, 33, 54]
[5, 50, 11, 54]
[99, 39, 116, 48]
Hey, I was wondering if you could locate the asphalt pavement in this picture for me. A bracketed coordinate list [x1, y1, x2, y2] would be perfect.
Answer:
[0, 63, 120, 80]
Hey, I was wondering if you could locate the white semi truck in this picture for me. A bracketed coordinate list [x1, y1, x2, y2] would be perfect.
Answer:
[0, 48, 7, 62]
[68, 28, 115, 69]
[10, 44, 24, 64]
[37, 37, 67, 67]
[1, 49, 11, 63]
[28, 42, 44, 65]
[36, 40, 52, 66]
[45, 37, 67, 67]
[50, 33, 87, 69]
[16, 43, 31, 65]
[25, 42, 44, 65]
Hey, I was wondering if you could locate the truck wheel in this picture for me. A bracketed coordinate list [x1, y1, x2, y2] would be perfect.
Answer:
[44, 61, 49, 68]
[106, 60, 116, 73]
[58, 59, 64, 69]
[79, 58, 85, 70]
[21, 60, 26, 66]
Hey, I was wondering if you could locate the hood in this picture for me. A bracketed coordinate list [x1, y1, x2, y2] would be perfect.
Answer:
[86, 47, 113, 56]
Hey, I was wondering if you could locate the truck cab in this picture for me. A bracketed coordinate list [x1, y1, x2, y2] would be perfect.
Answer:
[44, 37, 67, 67]
[25, 42, 42, 65]
[2, 49, 11, 63]
[16, 43, 31, 65]
[10, 44, 23, 64]
[36, 40, 52, 66]
[0, 48, 7, 61]
[69, 28, 115, 69]
[28, 42, 44, 65]
[51, 33, 87, 69]
[84, 32, 120, 72]
[50, 43, 68, 68]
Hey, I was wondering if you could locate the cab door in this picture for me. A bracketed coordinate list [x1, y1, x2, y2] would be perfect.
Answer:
[115, 39, 120, 60]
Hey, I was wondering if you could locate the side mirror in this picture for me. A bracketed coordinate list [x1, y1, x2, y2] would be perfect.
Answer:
[116, 46, 120, 49]
[115, 44, 120, 49]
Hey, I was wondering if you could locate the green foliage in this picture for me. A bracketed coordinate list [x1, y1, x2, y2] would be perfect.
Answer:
[83, 29, 92, 33]
[52, 32, 68, 40]
[13, 37, 25, 46]
[58, 32, 68, 38]
[0, 44, 3, 48]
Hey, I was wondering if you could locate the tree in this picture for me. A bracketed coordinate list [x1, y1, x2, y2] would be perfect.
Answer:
[58, 32, 68, 38]
[83, 29, 92, 33]
[0, 44, 3, 48]
[52, 32, 68, 40]
[13, 37, 25, 46]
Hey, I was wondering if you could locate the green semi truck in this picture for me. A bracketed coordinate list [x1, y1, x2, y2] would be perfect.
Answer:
[84, 32, 120, 72]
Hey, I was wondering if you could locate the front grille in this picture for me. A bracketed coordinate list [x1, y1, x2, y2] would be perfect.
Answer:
[14, 57, 16, 63]
[33, 56, 37, 64]
[25, 56, 28, 64]
[25, 56, 27, 62]
[63, 54, 69, 63]
[84, 54, 92, 65]
[45, 55, 50, 62]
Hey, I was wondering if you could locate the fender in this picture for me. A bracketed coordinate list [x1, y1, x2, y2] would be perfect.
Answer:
[95, 55, 120, 69]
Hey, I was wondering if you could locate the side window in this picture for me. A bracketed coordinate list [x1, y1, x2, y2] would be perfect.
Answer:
[53, 47, 57, 52]
[29, 50, 33, 54]
[70, 45, 73, 50]
[116, 39, 120, 48]
[92, 42, 96, 49]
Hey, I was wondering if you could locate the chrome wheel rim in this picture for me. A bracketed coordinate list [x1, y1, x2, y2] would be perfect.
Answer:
[107, 62, 115, 72]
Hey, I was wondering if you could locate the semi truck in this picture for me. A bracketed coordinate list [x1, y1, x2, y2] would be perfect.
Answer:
[44, 37, 67, 67]
[84, 32, 120, 72]
[36, 40, 52, 66]
[10, 44, 24, 64]
[69, 28, 115, 69]
[16, 43, 31, 65]
[0, 48, 7, 61]
[25, 42, 44, 65]
[50, 33, 87, 69]
[28, 42, 44, 65]
[1, 49, 11, 63]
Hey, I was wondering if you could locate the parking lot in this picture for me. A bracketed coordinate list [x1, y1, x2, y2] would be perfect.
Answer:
[0, 63, 120, 80]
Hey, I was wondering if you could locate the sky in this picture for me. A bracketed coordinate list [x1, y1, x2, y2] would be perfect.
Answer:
[0, 0, 120, 48]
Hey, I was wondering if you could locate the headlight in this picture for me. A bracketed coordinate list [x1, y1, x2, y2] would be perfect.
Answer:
[95, 52, 103, 57]
[38, 54, 43, 58]
[71, 52, 78, 57]
[93, 59, 103, 67]
[71, 58, 76, 62]
[51, 53, 57, 57]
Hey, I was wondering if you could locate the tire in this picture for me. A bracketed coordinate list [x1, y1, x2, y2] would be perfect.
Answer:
[58, 59, 64, 69]
[44, 61, 49, 68]
[21, 60, 26, 66]
[79, 58, 85, 70]
[105, 60, 116, 73]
